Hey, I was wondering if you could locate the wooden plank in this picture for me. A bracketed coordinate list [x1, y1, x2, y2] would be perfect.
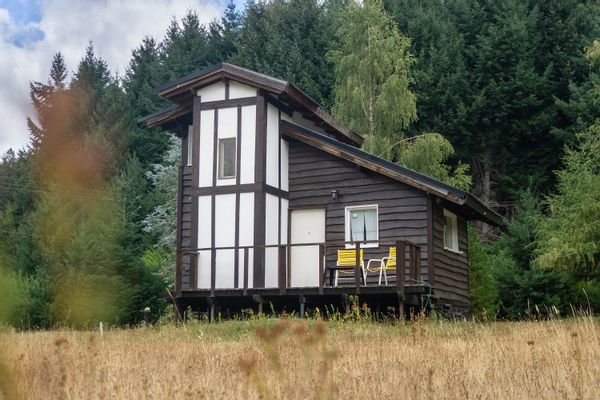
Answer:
[355, 242, 361, 293]
[396, 240, 406, 296]
[278, 246, 286, 295]
[426, 195, 435, 287]
[415, 246, 421, 280]
[193, 183, 262, 196]
[210, 108, 218, 297]
[253, 91, 267, 288]
[243, 248, 249, 296]
[175, 164, 183, 295]
[198, 96, 256, 110]
[318, 244, 325, 294]
[190, 96, 201, 290]
[234, 106, 242, 289]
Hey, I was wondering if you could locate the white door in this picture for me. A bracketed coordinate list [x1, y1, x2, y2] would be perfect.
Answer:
[290, 209, 326, 287]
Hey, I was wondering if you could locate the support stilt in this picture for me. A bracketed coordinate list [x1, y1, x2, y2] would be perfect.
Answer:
[299, 295, 306, 318]
[252, 295, 263, 316]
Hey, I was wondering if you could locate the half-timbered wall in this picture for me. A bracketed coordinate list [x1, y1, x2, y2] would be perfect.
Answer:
[288, 141, 431, 284]
[178, 80, 290, 291]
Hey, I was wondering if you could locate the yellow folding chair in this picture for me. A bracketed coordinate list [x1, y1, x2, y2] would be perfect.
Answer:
[380, 246, 397, 286]
[335, 249, 367, 286]
[335, 249, 381, 286]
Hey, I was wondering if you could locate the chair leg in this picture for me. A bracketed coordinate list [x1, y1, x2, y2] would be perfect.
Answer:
[384, 269, 388, 286]
[334, 270, 338, 287]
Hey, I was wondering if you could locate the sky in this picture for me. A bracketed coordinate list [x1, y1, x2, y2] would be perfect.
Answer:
[0, 0, 245, 154]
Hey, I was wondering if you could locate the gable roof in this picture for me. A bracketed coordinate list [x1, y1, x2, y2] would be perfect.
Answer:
[280, 120, 503, 226]
[140, 63, 363, 145]
[139, 63, 502, 226]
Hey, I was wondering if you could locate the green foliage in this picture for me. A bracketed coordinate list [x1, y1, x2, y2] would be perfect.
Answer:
[575, 280, 600, 312]
[0, 266, 25, 326]
[485, 191, 579, 318]
[397, 133, 472, 191]
[232, 0, 339, 108]
[2, 0, 600, 327]
[329, 0, 416, 158]
[536, 125, 600, 277]
[386, 0, 600, 200]
[468, 226, 498, 318]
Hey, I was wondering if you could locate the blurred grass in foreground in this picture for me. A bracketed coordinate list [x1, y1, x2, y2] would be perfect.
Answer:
[0, 316, 599, 400]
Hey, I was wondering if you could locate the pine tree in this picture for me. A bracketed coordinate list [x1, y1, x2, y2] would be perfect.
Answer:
[27, 53, 68, 150]
[123, 37, 171, 167]
[70, 43, 112, 137]
[160, 11, 210, 80]
[231, 0, 340, 108]
[207, 1, 242, 63]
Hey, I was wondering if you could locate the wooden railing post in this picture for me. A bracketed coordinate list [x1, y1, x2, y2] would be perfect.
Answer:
[415, 246, 421, 281]
[243, 248, 249, 296]
[278, 245, 287, 295]
[396, 240, 406, 296]
[355, 241, 361, 293]
[318, 244, 325, 294]
[409, 244, 415, 279]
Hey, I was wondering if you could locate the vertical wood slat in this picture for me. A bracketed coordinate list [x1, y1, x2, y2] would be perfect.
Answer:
[318, 244, 325, 294]
[243, 248, 249, 296]
[278, 245, 286, 295]
[409, 244, 415, 279]
[190, 96, 201, 290]
[175, 164, 183, 295]
[354, 242, 361, 293]
[396, 240, 406, 296]
[415, 246, 421, 281]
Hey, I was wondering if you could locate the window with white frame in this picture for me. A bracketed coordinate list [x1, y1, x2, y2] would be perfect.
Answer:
[443, 208, 460, 252]
[345, 205, 378, 247]
[186, 125, 193, 166]
[218, 137, 236, 179]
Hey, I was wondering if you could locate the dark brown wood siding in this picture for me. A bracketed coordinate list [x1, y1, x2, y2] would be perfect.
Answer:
[180, 165, 193, 289]
[431, 202, 469, 308]
[288, 141, 430, 284]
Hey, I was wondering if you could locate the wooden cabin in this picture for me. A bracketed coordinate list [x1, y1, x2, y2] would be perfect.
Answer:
[139, 63, 503, 319]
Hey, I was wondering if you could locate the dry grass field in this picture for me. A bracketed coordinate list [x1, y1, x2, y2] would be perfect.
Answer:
[1, 316, 599, 400]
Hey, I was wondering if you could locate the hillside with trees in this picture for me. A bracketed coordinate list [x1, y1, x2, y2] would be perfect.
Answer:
[1, 0, 599, 326]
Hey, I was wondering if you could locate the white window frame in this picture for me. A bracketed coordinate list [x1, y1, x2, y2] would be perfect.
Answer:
[344, 204, 379, 248]
[443, 208, 461, 253]
[217, 137, 236, 179]
[186, 125, 193, 166]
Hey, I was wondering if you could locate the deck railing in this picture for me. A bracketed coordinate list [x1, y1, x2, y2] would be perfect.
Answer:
[181, 239, 423, 297]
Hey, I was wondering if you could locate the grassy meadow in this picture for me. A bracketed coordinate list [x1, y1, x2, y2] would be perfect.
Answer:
[1, 315, 599, 400]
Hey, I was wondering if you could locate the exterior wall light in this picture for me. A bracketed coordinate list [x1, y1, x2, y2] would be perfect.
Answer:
[330, 189, 339, 200]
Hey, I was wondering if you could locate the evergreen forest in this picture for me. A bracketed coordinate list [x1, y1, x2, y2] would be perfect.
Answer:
[1, 0, 600, 327]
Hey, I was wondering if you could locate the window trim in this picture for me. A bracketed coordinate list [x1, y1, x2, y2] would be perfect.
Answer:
[443, 208, 462, 253]
[186, 125, 193, 166]
[344, 204, 379, 248]
[217, 137, 236, 179]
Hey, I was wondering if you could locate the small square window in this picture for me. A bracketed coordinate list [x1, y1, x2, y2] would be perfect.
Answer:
[218, 138, 236, 179]
[345, 205, 378, 248]
[443, 209, 459, 252]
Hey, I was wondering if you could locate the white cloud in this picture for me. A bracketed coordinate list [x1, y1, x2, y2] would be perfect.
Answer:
[0, 0, 224, 154]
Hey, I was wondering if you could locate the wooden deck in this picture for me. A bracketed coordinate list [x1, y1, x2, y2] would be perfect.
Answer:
[175, 239, 432, 319]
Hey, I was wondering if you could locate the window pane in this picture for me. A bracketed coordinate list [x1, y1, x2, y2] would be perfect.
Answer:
[219, 138, 236, 178]
[347, 207, 378, 243]
[444, 214, 457, 250]
[350, 210, 365, 241]
[187, 126, 193, 166]
[364, 209, 377, 241]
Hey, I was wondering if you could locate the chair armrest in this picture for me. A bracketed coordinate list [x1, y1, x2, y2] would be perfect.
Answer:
[366, 258, 383, 271]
